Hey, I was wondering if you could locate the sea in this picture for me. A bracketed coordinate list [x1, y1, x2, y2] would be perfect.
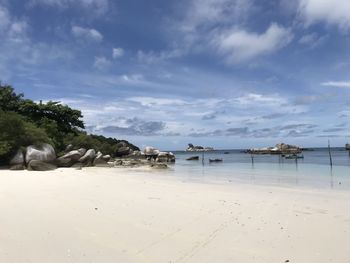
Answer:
[162, 148, 350, 190]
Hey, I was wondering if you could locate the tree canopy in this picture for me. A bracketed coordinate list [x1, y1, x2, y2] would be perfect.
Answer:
[0, 110, 51, 164]
[0, 83, 139, 164]
[0, 85, 84, 133]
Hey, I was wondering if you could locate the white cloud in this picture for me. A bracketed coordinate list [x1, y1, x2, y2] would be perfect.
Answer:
[93, 56, 112, 70]
[7, 21, 29, 43]
[147, 0, 255, 65]
[28, 0, 110, 16]
[112, 47, 124, 59]
[133, 0, 290, 65]
[322, 81, 350, 88]
[0, 4, 29, 44]
[298, 32, 318, 45]
[0, 4, 73, 72]
[122, 74, 143, 81]
[72, 25, 103, 42]
[234, 93, 287, 106]
[127, 97, 187, 107]
[0, 4, 10, 32]
[136, 49, 183, 64]
[213, 23, 293, 62]
[298, 0, 350, 30]
[298, 32, 327, 48]
[182, 0, 253, 33]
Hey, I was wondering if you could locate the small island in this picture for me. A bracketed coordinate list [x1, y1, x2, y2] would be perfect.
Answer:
[186, 143, 214, 152]
[246, 143, 302, 155]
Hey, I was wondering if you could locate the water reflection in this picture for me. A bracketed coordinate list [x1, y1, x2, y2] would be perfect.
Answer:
[172, 149, 350, 190]
[329, 167, 334, 189]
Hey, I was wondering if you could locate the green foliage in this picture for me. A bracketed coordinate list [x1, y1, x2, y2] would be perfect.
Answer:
[18, 100, 85, 133]
[36, 117, 65, 151]
[63, 132, 140, 156]
[0, 111, 50, 164]
[64, 132, 102, 151]
[0, 84, 23, 112]
[0, 84, 84, 152]
[89, 134, 139, 151]
[0, 83, 140, 163]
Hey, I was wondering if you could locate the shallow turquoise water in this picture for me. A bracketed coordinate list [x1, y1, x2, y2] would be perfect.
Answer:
[166, 149, 350, 190]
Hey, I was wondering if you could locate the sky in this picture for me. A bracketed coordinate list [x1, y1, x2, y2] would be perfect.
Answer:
[1, 0, 350, 150]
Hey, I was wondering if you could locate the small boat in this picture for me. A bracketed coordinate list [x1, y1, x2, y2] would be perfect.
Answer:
[186, 156, 199, 161]
[209, 158, 223, 163]
[223, 152, 230, 154]
[284, 154, 304, 159]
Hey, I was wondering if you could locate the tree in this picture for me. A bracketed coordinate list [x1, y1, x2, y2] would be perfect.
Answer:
[0, 83, 140, 161]
[0, 84, 23, 111]
[0, 111, 50, 164]
[0, 84, 85, 152]
[0, 84, 85, 133]
[18, 100, 85, 133]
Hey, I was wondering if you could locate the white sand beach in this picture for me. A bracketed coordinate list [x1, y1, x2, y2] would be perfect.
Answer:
[0, 167, 349, 263]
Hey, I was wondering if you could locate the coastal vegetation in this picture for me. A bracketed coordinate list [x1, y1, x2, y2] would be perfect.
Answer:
[0, 83, 139, 165]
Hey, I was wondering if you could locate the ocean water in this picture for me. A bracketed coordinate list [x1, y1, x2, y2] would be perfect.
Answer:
[164, 148, 350, 190]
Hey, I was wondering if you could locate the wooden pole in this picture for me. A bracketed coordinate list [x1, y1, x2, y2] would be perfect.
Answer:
[328, 140, 333, 168]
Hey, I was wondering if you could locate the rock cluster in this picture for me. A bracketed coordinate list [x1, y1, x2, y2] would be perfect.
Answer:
[156, 152, 176, 163]
[247, 143, 302, 155]
[8, 144, 176, 171]
[115, 141, 133, 157]
[186, 143, 214, 152]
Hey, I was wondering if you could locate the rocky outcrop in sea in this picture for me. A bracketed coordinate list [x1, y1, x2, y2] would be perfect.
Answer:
[186, 143, 214, 152]
[246, 143, 302, 155]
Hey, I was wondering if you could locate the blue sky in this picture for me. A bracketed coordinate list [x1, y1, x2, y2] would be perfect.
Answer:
[1, 0, 350, 150]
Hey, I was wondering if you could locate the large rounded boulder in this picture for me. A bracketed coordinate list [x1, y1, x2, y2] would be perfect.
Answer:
[27, 160, 57, 171]
[102, 155, 111, 161]
[61, 150, 84, 162]
[56, 149, 87, 168]
[25, 144, 56, 164]
[156, 152, 176, 163]
[78, 149, 96, 166]
[10, 149, 25, 165]
[115, 142, 131, 157]
[143, 146, 160, 156]
[64, 144, 73, 153]
[93, 151, 108, 167]
[77, 148, 87, 156]
[56, 156, 73, 167]
[9, 149, 26, 170]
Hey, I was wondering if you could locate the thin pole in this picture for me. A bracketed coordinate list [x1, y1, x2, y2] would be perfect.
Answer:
[202, 152, 204, 166]
[328, 140, 333, 168]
